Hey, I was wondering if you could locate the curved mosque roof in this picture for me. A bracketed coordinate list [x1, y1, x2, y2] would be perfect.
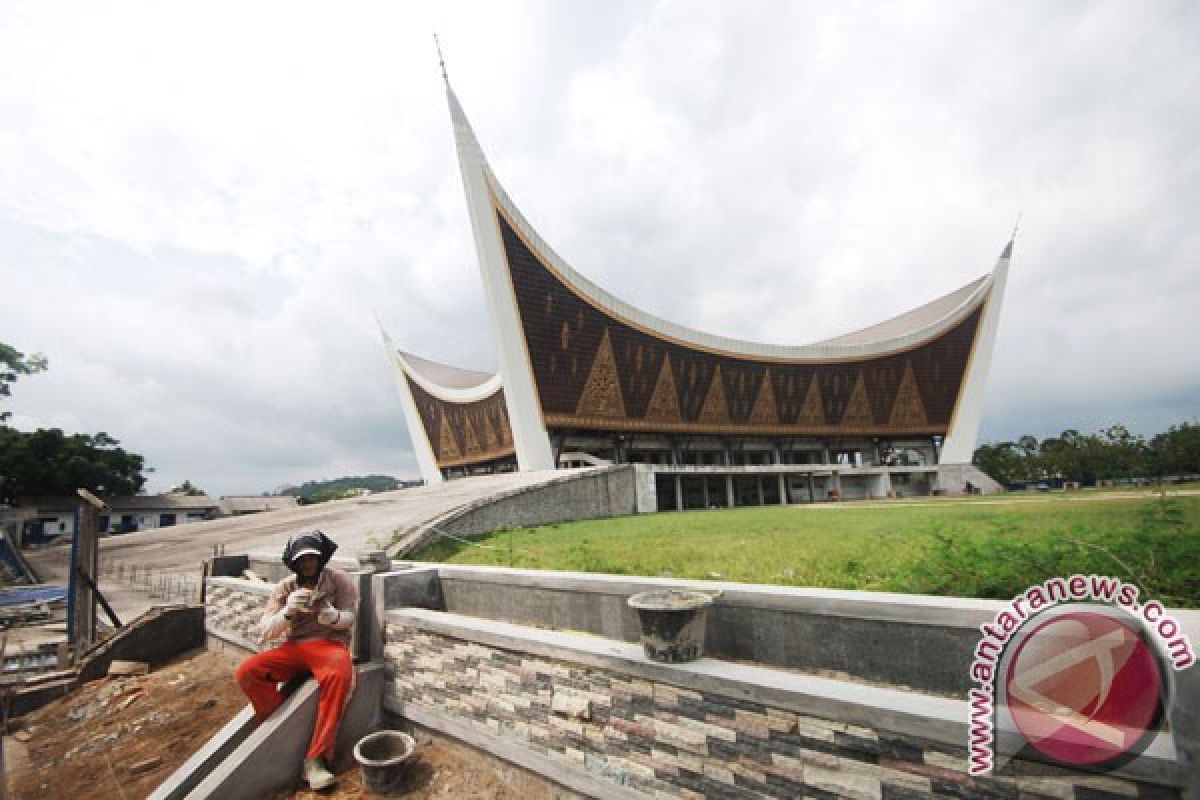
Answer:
[383, 78, 1012, 482]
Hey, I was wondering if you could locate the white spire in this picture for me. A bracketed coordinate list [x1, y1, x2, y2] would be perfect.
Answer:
[940, 240, 1013, 463]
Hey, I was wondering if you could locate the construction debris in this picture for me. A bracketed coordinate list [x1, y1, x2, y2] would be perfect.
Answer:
[128, 755, 163, 775]
[107, 659, 150, 676]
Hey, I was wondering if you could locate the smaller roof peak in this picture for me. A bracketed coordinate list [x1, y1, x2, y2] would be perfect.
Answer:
[433, 33, 449, 87]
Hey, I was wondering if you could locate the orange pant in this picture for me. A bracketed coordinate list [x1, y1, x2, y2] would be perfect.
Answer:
[234, 638, 354, 760]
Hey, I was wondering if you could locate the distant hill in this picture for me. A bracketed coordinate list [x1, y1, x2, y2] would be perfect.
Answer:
[280, 475, 402, 503]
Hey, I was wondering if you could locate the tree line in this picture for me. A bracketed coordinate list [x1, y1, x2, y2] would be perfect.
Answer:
[280, 475, 401, 503]
[0, 343, 146, 504]
[973, 422, 1200, 486]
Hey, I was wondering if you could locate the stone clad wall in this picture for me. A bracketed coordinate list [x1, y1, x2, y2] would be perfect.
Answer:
[207, 570, 373, 660]
[383, 614, 1177, 800]
[206, 577, 273, 652]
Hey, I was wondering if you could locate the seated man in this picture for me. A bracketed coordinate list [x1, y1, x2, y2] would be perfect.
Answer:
[234, 530, 358, 790]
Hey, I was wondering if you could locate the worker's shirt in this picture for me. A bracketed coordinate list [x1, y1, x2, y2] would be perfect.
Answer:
[261, 567, 358, 647]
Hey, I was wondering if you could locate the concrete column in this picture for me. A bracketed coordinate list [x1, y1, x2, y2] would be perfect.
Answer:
[808, 473, 816, 503]
[701, 477, 710, 508]
[822, 446, 831, 464]
[777, 473, 787, 505]
[725, 474, 735, 508]
[674, 475, 683, 512]
[756, 476, 765, 506]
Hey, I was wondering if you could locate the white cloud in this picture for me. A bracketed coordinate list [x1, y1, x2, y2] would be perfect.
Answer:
[2, 1, 1197, 494]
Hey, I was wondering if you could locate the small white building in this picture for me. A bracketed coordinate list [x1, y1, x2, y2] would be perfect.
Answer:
[9, 494, 220, 542]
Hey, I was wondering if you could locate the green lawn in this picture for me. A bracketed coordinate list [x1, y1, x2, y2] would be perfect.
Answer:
[412, 491, 1200, 607]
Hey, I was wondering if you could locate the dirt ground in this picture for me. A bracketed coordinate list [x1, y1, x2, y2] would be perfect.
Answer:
[4, 648, 568, 800]
[266, 733, 568, 800]
[6, 649, 247, 799]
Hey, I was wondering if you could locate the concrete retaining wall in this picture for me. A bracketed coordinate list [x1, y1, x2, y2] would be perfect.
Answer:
[384, 609, 1184, 799]
[395, 466, 653, 557]
[409, 566, 998, 697]
[9, 604, 207, 717]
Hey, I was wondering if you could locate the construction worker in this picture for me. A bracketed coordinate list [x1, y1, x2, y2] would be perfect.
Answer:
[234, 530, 358, 790]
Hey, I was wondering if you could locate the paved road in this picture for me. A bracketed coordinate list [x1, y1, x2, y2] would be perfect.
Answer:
[20, 470, 569, 635]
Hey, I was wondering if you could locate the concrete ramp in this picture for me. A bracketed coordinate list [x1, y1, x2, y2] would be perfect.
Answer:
[151, 662, 385, 800]
[25, 470, 582, 586]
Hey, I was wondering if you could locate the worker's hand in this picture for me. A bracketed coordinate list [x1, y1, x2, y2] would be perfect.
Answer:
[316, 604, 340, 626]
[284, 588, 314, 619]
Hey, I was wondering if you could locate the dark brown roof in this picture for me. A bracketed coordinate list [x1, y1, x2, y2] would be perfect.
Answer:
[14, 495, 219, 513]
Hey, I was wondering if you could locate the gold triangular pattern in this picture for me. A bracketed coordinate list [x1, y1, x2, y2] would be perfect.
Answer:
[888, 360, 928, 427]
[463, 418, 482, 456]
[796, 377, 825, 426]
[840, 371, 874, 427]
[748, 369, 778, 425]
[643, 353, 682, 423]
[697, 365, 730, 425]
[575, 328, 627, 418]
[438, 415, 462, 461]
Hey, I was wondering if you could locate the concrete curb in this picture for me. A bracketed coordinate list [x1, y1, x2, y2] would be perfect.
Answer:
[148, 707, 257, 800]
[154, 662, 385, 800]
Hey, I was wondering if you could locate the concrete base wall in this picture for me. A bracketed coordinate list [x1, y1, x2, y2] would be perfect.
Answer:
[936, 463, 1004, 494]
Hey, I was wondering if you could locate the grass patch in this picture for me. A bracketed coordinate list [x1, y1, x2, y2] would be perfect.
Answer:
[412, 492, 1200, 606]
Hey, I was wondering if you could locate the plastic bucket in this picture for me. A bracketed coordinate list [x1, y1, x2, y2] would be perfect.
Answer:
[353, 730, 416, 794]
[627, 589, 717, 663]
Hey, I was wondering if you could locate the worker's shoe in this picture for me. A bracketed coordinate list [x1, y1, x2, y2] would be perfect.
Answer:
[302, 757, 336, 791]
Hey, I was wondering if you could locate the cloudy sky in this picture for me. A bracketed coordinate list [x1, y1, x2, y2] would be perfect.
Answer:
[2, 1, 1197, 496]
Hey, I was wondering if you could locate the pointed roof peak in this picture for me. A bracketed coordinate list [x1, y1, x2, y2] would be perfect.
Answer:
[433, 33, 449, 87]
[374, 313, 395, 346]
[1002, 211, 1021, 259]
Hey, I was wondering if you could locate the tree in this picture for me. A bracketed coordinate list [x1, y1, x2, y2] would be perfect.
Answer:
[972, 441, 1025, 485]
[1100, 424, 1146, 481]
[171, 480, 206, 496]
[0, 427, 146, 504]
[0, 342, 48, 421]
[1148, 421, 1200, 478]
